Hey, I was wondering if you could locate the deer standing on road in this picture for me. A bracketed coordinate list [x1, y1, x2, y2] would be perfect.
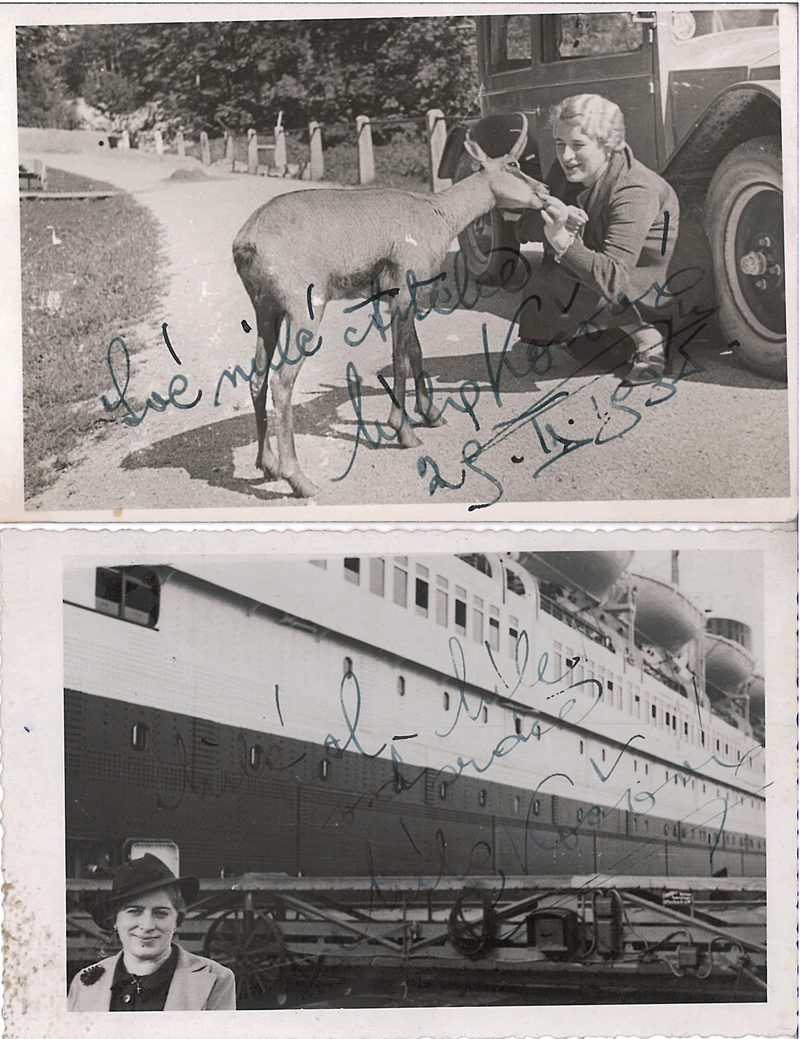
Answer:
[233, 113, 550, 498]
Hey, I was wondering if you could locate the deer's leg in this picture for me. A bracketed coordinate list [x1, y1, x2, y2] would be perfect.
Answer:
[408, 319, 446, 428]
[251, 301, 282, 479]
[388, 315, 422, 449]
[270, 306, 322, 498]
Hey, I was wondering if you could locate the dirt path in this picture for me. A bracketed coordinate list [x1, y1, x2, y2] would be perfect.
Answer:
[24, 151, 792, 516]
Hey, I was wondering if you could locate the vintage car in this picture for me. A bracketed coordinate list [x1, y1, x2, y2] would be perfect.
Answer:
[437, 9, 784, 379]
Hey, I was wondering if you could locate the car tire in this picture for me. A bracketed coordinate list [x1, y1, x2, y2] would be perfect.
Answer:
[453, 152, 521, 285]
[704, 136, 786, 381]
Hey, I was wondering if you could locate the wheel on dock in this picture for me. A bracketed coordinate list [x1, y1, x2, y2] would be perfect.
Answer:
[203, 907, 289, 1006]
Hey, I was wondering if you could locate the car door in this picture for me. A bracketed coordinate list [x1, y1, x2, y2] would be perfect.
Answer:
[531, 12, 662, 174]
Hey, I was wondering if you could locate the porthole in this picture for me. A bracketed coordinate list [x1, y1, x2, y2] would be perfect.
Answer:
[131, 722, 149, 752]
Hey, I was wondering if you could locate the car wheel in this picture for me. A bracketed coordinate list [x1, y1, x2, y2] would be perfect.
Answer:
[453, 152, 521, 285]
[704, 136, 785, 380]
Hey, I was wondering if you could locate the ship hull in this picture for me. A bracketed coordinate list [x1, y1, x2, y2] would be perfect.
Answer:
[65, 688, 766, 882]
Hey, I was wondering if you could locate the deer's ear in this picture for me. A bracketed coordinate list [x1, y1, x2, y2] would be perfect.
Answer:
[463, 133, 489, 167]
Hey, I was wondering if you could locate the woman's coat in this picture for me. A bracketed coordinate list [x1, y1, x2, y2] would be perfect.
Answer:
[68, 945, 236, 1011]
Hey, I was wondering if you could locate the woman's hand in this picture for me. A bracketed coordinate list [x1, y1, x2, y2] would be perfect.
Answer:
[541, 202, 573, 254]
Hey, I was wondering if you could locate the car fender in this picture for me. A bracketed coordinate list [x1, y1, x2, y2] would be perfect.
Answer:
[663, 81, 781, 188]
[437, 113, 543, 183]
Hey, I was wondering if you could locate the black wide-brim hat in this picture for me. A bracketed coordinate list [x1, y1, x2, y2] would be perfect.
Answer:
[91, 853, 200, 930]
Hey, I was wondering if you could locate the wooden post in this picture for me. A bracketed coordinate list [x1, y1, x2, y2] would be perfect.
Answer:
[247, 129, 258, 174]
[176, 130, 185, 157]
[427, 108, 449, 192]
[308, 120, 324, 180]
[154, 129, 164, 155]
[120, 129, 130, 150]
[33, 158, 48, 191]
[225, 133, 235, 171]
[274, 123, 287, 175]
[356, 115, 375, 185]
[200, 131, 211, 166]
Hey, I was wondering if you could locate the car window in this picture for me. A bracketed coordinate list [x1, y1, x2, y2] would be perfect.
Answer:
[553, 13, 644, 60]
[489, 14, 532, 72]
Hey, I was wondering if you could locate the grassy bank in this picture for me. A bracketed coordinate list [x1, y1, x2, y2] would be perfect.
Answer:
[20, 168, 164, 497]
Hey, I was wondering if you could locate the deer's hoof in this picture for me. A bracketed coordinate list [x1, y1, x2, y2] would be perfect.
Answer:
[288, 473, 320, 499]
[257, 449, 282, 481]
[397, 427, 423, 449]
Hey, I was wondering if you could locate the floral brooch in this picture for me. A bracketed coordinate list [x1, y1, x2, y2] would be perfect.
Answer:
[80, 964, 105, 986]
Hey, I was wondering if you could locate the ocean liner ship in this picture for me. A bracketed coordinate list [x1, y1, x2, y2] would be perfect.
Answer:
[63, 551, 766, 885]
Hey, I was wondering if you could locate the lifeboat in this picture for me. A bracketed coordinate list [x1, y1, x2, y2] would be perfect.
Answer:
[627, 571, 704, 654]
[705, 632, 756, 698]
[516, 551, 633, 602]
[747, 671, 765, 726]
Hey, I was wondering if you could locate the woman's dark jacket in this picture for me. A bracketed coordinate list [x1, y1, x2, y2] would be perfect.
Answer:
[516, 145, 679, 341]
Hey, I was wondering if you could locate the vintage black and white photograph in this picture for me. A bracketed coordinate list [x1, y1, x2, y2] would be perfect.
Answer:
[1, 527, 796, 1038]
[6, 4, 796, 519]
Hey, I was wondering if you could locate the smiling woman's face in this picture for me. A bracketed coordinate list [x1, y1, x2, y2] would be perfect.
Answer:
[554, 120, 609, 186]
[115, 887, 179, 967]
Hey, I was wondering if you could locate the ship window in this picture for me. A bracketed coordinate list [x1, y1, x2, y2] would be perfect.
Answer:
[672, 716, 677, 731]
[96, 567, 160, 628]
[703, 783, 706, 793]
[701, 731, 706, 747]
[397, 676, 406, 697]
[651, 704, 657, 720]
[443, 691, 450, 711]
[608, 680, 614, 690]
[716, 738, 720, 751]
[489, 614, 500, 651]
[634, 760, 638, 772]
[645, 763, 649, 775]
[436, 587, 448, 627]
[249, 744, 263, 770]
[684, 722, 689, 735]
[393, 564, 408, 607]
[458, 553, 493, 578]
[508, 618, 518, 655]
[369, 557, 385, 596]
[131, 722, 149, 751]
[506, 569, 525, 596]
[344, 557, 360, 584]
[665, 711, 670, 727]
[478, 789, 487, 807]
[576, 807, 584, 823]
[514, 717, 522, 735]
[439, 782, 448, 801]
[482, 705, 489, 725]
[309, 559, 327, 569]
[601, 748, 606, 762]
[415, 578, 429, 617]
[472, 604, 484, 643]
[455, 597, 467, 633]
[725, 743, 729, 754]
[514, 796, 521, 814]
[666, 771, 669, 781]
[579, 740, 584, 754]
[533, 798, 540, 816]
[320, 759, 330, 780]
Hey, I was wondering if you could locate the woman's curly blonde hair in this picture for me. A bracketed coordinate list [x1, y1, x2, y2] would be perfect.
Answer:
[548, 94, 626, 152]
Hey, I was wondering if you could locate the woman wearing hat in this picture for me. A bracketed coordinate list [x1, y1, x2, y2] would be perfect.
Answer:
[68, 853, 236, 1011]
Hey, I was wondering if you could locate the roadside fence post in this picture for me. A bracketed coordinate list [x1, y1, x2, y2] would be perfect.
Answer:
[247, 129, 259, 174]
[176, 130, 185, 157]
[154, 129, 164, 155]
[33, 158, 48, 191]
[308, 120, 324, 180]
[356, 115, 375, 185]
[120, 129, 130, 150]
[274, 122, 287, 175]
[200, 131, 211, 166]
[225, 133, 235, 171]
[427, 108, 449, 193]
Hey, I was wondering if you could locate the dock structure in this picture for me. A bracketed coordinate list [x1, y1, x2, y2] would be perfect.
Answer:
[68, 873, 766, 1006]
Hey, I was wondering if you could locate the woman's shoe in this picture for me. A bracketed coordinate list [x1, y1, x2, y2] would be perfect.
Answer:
[621, 346, 666, 386]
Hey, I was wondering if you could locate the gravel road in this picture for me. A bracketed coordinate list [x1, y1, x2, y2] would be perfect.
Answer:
[23, 151, 791, 516]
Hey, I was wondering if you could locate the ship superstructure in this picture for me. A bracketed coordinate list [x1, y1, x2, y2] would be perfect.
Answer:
[63, 552, 766, 883]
